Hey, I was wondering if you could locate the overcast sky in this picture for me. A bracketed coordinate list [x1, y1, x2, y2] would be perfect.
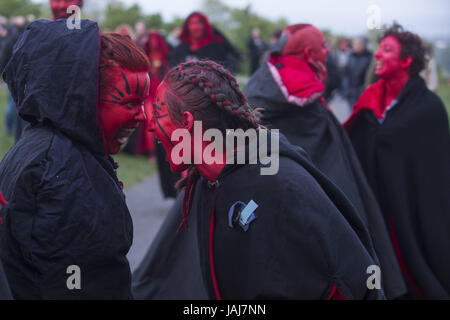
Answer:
[37, 0, 450, 39]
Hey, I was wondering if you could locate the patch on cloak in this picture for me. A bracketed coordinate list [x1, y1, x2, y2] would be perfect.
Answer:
[228, 200, 258, 232]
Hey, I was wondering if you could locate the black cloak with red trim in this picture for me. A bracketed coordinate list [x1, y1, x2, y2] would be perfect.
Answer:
[132, 131, 385, 299]
[243, 54, 407, 299]
[345, 75, 450, 299]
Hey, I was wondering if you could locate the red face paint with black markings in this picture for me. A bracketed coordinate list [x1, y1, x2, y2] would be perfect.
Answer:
[99, 67, 150, 155]
[147, 81, 189, 172]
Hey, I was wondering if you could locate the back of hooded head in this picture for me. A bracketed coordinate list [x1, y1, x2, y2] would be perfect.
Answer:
[272, 24, 329, 83]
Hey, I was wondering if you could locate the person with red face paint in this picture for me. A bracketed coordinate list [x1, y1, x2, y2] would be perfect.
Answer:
[244, 24, 406, 299]
[49, 0, 83, 20]
[170, 12, 240, 73]
[0, 20, 150, 299]
[132, 60, 385, 300]
[345, 23, 450, 300]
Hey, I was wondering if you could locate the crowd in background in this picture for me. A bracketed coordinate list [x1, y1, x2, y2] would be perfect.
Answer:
[0, 14, 440, 152]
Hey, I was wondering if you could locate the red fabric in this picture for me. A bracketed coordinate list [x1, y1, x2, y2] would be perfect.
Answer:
[0, 191, 7, 225]
[344, 79, 387, 131]
[268, 55, 325, 104]
[209, 201, 222, 300]
[328, 285, 346, 300]
[0, 191, 7, 206]
[137, 31, 171, 155]
[387, 215, 426, 299]
[179, 12, 224, 50]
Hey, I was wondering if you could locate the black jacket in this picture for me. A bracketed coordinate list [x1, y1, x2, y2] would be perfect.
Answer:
[243, 61, 407, 299]
[346, 76, 450, 299]
[133, 132, 385, 299]
[170, 28, 240, 73]
[344, 50, 372, 104]
[0, 20, 133, 299]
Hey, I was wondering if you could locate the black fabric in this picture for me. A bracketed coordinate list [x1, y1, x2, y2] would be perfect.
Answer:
[347, 76, 450, 299]
[0, 258, 12, 299]
[0, 19, 133, 299]
[155, 141, 180, 199]
[343, 50, 372, 105]
[132, 132, 385, 299]
[169, 29, 240, 73]
[243, 62, 407, 299]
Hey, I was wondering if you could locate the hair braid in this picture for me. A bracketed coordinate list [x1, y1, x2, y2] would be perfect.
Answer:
[176, 60, 260, 128]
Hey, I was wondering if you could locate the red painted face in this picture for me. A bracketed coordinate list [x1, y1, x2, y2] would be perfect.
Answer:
[187, 15, 205, 41]
[375, 36, 409, 79]
[99, 67, 149, 155]
[50, 0, 82, 20]
[147, 82, 189, 172]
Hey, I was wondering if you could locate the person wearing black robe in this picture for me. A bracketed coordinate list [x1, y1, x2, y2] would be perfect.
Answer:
[170, 12, 240, 73]
[345, 24, 450, 299]
[243, 24, 406, 299]
[132, 60, 385, 299]
[0, 20, 150, 299]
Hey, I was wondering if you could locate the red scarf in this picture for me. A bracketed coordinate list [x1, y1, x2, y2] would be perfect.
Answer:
[344, 79, 387, 131]
[179, 12, 224, 50]
[268, 55, 325, 107]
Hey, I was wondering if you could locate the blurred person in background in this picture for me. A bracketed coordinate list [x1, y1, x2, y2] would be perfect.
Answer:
[134, 21, 148, 51]
[115, 24, 133, 37]
[344, 36, 372, 105]
[420, 44, 439, 91]
[167, 26, 181, 49]
[247, 27, 268, 75]
[49, 0, 83, 20]
[139, 30, 171, 158]
[1, 16, 27, 138]
[244, 23, 406, 299]
[170, 12, 240, 73]
[345, 23, 450, 299]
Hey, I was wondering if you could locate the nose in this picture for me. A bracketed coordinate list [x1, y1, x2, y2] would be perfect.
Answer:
[374, 48, 381, 60]
[134, 104, 146, 122]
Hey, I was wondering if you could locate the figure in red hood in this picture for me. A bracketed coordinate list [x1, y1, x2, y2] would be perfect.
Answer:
[244, 23, 407, 299]
[49, 0, 83, 20]
[170, 12, 240, 73]
[345, 23, 450, 299]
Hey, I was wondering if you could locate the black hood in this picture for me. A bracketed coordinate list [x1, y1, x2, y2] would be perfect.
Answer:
[3, 19, 104, 155]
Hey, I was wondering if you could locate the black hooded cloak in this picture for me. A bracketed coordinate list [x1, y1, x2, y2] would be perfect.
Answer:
[0, 20, 133, 299]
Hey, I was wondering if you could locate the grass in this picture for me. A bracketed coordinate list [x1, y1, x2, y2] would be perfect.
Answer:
[0, 85, 155, 188]
[436, 81, 450, 122]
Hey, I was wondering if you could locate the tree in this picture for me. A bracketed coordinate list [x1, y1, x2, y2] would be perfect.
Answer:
[101, 0, 143, 32]
[0, 0, 41, 18]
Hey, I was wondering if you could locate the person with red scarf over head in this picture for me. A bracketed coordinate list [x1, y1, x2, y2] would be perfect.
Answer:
[170, 12, 240, 72]
[345, 23, 450, 299]
[244, 24, 407, 299]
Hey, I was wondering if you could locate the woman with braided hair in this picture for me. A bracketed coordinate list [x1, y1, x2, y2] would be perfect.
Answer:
[0, 20, 150, 299]
[132, 60, 384, 300]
